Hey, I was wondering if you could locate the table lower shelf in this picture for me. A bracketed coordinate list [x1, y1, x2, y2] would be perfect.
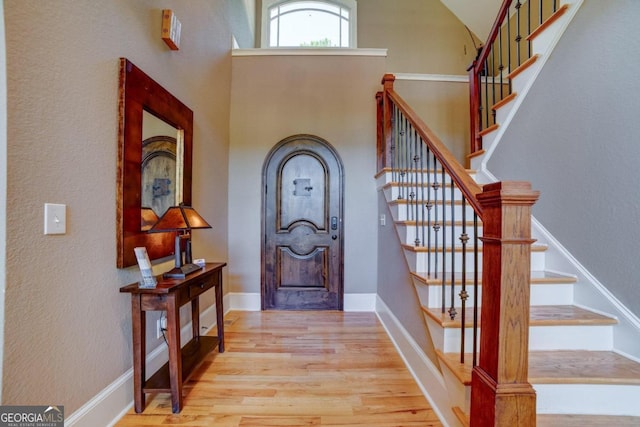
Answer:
[143, 335, 219, 393]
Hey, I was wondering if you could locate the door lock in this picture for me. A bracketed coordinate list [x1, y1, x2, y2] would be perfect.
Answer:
[331, 216, 338, 230]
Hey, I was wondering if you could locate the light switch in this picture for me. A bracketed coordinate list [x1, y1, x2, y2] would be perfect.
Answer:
[380, 214, 386, 226]
[44, 203, 66, 235]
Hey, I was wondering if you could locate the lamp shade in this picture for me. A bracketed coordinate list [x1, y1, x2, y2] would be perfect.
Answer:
[148, 204, 212, 232]
[140, 207, 160, 231]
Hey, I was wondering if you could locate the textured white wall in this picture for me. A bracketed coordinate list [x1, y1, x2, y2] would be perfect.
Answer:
[3, 0, 231, 413]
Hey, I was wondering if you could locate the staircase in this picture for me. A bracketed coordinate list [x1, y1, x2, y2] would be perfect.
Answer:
[377, 167, 640, 425]
[469, 0, 583, 173]
[375, 1, 640, 425]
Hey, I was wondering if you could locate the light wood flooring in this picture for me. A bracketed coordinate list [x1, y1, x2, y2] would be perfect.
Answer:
[115, 311, 442, 426]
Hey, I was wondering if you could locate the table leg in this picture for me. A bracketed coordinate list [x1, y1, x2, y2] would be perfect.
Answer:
[191, 297, 200, 340]
[131, 294, 146, 413]
[166, 293, 183, 413]
[215, 273, 225, 353]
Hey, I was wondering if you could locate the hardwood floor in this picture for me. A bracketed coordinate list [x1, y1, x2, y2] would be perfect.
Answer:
[115, 311, 442, 426]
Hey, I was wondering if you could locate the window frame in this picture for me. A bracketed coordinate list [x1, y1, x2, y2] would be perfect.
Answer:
[261, 0, 358, 48]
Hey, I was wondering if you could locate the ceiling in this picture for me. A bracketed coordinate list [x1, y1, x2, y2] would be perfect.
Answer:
[440, 0, 502, 42]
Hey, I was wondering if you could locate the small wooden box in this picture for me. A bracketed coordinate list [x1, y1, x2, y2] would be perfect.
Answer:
[162, 9, 181, 51]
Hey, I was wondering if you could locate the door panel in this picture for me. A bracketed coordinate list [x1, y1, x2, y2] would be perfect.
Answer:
[262, 135, 344, 310]
[280, 154, 326, 230]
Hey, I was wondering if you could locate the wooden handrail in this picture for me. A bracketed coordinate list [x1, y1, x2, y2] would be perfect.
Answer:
[381, 74, 484, 217]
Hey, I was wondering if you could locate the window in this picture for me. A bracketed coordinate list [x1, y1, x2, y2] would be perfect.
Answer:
[262, 0, 357, 48]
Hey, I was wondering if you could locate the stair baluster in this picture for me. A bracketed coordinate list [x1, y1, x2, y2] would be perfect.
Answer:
[469, 0, 563, 155]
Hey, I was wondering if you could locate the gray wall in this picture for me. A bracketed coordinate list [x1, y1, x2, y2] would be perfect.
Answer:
[228, 54, 384, 297]
[377, 193, 438, 363]
[358, 0, 477, 74]
[487, 0, 640, 316]
[3, 0, 231, 413]
[394, 79, 471, 164]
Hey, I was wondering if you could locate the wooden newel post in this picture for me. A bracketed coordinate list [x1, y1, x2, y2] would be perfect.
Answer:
[468, 61, 481, 154]
[378, 73, 396, 172]
[375, 91, 384, 172]
[471, 181, 540, 427]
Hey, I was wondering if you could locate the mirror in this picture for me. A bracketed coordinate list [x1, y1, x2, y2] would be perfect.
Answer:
[141, 111, 183, 221]
[117, 58, 193, 268]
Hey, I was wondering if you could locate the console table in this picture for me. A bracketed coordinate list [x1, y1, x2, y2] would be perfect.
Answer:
[120, 262, 226, 413]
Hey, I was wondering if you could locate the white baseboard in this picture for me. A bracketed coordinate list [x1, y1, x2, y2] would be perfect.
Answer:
[227, 292, 261, 311]
[65, 304, 219, 427]
[226, 292, 377, 312]
[344, 293, 376, 311]
[374, 296, 455, 427]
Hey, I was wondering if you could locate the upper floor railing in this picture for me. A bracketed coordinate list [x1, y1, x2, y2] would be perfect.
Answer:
[469, 0, 561, 154]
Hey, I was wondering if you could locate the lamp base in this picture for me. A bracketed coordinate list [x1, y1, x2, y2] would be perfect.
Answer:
[162, 263, 203, 279]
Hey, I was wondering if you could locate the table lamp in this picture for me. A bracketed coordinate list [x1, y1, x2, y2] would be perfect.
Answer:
[148, 203, 211, 279]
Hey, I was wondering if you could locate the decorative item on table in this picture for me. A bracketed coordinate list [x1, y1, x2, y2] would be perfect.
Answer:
[134, 247, 157, 288]
[148, 204, 211, 279]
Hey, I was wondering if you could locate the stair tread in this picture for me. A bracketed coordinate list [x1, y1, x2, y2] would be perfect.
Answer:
[527, 3, 570, 42]
[412, 269, 576, 285]
[537, 414, 640, 426]
[479, 123, 499, 137]
[507, 54, 540, 80]
[491, 91, 517, 111]
[423, 305, 617, 328]
[437, 350, 640, 386]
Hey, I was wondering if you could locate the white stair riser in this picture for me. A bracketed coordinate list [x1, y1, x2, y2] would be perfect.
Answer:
[530, 283, 574, 305]
[494, 96, 516, 125]
[397, 223, 481, 246]
[404, 248, 546, 272]
[377, 171, 465, 188]
[438, 380, 640, 418]
[535, 384, 640, 416]
[413, 280, 575, 309]
[428, 321, 614, 354]
[383, 185, 465, 203]
[480, 129, 498, 151]
[389, 202, 476, 222]
[530, 325, 614, 351]
[511, 61, 538, 94]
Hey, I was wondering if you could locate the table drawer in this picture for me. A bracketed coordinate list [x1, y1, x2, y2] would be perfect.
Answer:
[188, 279, 213, 299]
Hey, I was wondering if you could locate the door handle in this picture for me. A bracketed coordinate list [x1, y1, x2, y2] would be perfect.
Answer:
[331, 216, 338, 230]
[332, 235, 337, 240]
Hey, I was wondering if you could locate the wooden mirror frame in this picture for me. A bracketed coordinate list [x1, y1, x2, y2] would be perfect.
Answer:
[117, 58, 193, 268]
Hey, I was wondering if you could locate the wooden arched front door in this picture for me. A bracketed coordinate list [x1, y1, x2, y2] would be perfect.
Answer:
[262, 135, 344, 310]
